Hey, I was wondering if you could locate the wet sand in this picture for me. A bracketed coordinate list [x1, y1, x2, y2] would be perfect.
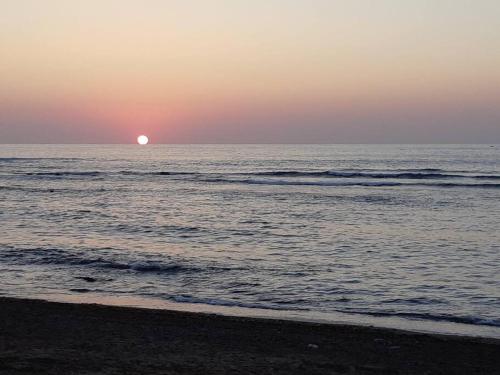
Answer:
[0, 297, 499, 374]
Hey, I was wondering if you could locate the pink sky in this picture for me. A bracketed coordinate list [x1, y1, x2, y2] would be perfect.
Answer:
[1, 1, 499, 143]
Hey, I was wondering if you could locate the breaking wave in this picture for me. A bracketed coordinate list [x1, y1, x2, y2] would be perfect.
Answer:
[9, 168, 500, 181]
[249, 170, 500, 180]
[199, 177, 500, 189]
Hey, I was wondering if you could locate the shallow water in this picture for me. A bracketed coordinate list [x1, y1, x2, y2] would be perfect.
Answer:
[1, 144, 499, 336]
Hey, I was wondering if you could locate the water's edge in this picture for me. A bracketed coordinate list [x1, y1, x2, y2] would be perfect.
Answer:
[16, 292, 500, 340]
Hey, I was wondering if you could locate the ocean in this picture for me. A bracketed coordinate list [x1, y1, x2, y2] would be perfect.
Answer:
[1, 144, 499, 337]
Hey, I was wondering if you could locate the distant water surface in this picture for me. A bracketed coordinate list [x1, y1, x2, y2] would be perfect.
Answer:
[1, 144, 499, 336]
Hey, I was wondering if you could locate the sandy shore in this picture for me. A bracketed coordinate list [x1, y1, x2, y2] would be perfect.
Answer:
[0, 297, 499, 374]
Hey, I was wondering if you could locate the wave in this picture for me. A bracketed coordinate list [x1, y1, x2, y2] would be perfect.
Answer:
[230, 179, 403, 187]
[17, 171, 197, 178]
[9, 170, 500, 188]
[200, 177, 500, 189]
[250, 170, 500, 180]
[159, 294, 500, 327]
[0, 157, 35, 162]
[167, 295, 500, 327]
[0, 157, 83, 163]
[339, 309, 500, 327]
[0, 185, 113, 194]
[170, 295, 307, 311]
[0, 246, 200, 275]
[9, 168, 500, 180]
[24, 171, 102, 177]
[135, 171, 195, 176]
[2, 246, 498, 329]
[382, 297, 446, 305]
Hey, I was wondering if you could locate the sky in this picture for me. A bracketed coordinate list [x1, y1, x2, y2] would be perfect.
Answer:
[1, 0, 499, 143]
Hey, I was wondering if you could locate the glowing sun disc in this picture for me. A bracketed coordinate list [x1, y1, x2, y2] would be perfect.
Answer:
[137, 135, 149, 145]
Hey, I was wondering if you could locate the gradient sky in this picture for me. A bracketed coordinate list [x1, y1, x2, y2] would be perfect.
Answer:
[1, 0, 499, 143]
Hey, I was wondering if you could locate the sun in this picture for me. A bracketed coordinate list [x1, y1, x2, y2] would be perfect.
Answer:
[137, 135, 149, 145]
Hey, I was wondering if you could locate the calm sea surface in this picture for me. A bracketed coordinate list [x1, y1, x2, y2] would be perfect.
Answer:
[1, 145, 499, 336]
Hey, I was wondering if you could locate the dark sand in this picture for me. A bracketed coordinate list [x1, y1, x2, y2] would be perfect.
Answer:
[0, 297, 499, 374]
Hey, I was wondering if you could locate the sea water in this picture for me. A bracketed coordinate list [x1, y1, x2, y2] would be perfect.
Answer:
[1, 144, 499, 337]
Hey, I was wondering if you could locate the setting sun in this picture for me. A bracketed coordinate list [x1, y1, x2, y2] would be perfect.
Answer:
[137, 135, 149, 145]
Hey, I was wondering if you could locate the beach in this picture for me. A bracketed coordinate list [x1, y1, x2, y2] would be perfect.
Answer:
[2, 145, 500, 373]
[1, 297, 499, 374]
[3, 0, 500, 371]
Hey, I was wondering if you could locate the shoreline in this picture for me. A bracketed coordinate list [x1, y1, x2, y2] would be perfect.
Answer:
[1, 296, 499, 374]
[33, 292, 500, 340]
